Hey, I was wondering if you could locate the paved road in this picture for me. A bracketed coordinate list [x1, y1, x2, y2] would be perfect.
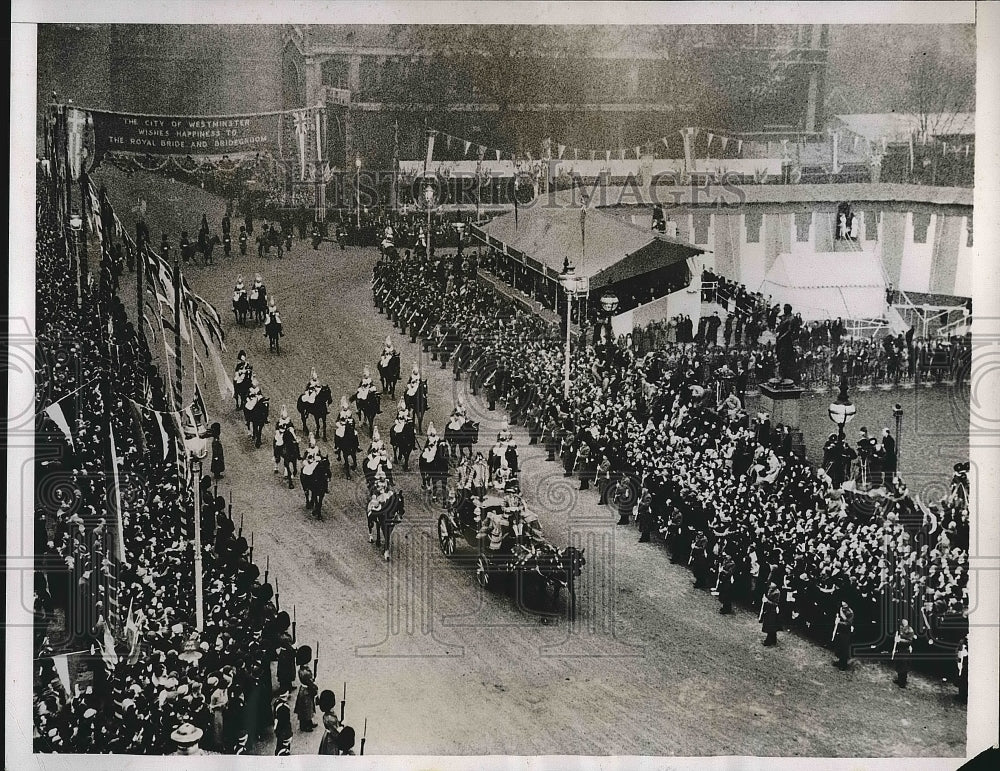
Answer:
[104, 173, 966, 756]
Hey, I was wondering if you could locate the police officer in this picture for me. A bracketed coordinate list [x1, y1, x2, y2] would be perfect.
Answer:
[892, 618, 918, 687]
[716, 551, 735, 614]
[832, 600, 855, 669]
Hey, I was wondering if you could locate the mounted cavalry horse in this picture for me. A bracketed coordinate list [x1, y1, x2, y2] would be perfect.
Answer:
[264, 299, 284, 354]
[332, 398, 360, 479]
[243, 388, 269, 449]
[232, 279, 249, 325]
[352, 368, 381, 434]
[366, 467, 404, 561]
[418, 423, 450, 504]
[389, 400, 417, 472]
[232, 352, 252, 410]
[403, 366, 429, 433]
[196, 235, 221, 265]
[444, 404, 479, 461]
[298, 376, 333, 440]
[249, 274, 268, 324]
[377, 338, 401, 397]
[301, 451, 332, 519]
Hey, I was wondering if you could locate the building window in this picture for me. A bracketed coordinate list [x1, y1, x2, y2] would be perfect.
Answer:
[745, 211, 762, 243]
[692, 213, 711, 245]
[912, 212, 931, 244]
[865, 211, 879, 241]
[794, 211, 812, 242]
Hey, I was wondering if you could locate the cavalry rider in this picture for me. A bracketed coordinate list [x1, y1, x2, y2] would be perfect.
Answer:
[421, 422, 441, 462]
[303, 432, 321, 469]
[245, 376, 263, 412]
[394, 397, 412, 425]
[266, 297, 282, 329]
[381, 335, 396, 363]
[234, 349, 251, 386]
[273, 405, 294, 473]
[447, 398, 467, 431]
[302, 368, 322, 405]
[233, 275, 247, 302]
[335, 395, 352, 428]
[251, 272, 265, 301]
[357, 367, 377, 403]
[369, 426, 385, 457]
[404, 362, 422, 397]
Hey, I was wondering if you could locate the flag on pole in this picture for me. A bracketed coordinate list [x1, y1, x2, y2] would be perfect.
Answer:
[707, 132, 715, 152]
[635, 146, 642, 159]
[315, 108, 323, 161]
[425, 130, 436, 172]
[292, 109, 310, 181]
[661, 137, 669, 151]
[44, 401, 75, 448]
[605, 150, 611, 163]
[557, 144, 566, 159]
[720, 137, 729, 152]
[108, 422, 125, 562]
[495, 149, 501, 161]
[52, 654, 71, 694]
[66, 107, 87, 181]
[463, 140, 471, 156]
[737, 139, 743, 154]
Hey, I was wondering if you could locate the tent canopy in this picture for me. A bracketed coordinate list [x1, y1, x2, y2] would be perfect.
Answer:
[758, 251, 887, 321]
[473, 203, 706, 290]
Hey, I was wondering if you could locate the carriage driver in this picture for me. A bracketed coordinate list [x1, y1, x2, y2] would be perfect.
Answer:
[302, 368, 321, 404]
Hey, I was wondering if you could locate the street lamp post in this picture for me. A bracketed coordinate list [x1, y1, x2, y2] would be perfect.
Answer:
[559, 262, 579, 399]
[355, 156, 362, 230]
[599, 290, 620, 371]
[424, 183, 435, 259]
[893, 402, 904, 473]
[69, 213, 83, 306]
[827, 375, 857, 488]
[186, 436, 209, 631]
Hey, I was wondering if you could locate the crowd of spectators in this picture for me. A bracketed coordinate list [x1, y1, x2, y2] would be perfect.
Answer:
[33, 184, 356, 755]
[375, 246, 970, 686]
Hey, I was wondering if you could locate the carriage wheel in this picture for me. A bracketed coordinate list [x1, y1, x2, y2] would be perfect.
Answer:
[437, 515, 455, 556]
[476, 555, 491, 590]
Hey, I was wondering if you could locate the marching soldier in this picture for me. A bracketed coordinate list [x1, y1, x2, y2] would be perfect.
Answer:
[832, 600, 855, 669]
[272, 690, 292, 756]
[892, 618, 918, 687]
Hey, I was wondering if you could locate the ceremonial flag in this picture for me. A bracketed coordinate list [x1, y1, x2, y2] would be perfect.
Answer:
[108, 422, 125, 562]
[737, 139, 743, 154]
[52, 654, 71, 694]
[44, 401, 75, 448]
[445, 134, 452, 151]
[605, 150, 611, 163]
[635, 146, 642, 159]
[495, 149, 501, 161]
[425, 130, 436, 171]
[707, 132, 715, 152]
[661, 137, 669, 150]
[720, 137, 729, 152]
[292, 109, 310, 181]
[618, 149, 625, 161]
[463, 140, 471, 156]
[66, 107, 87, 181]
[315, 108, 323, 160]
[477, 145, 486, 160]
[557, 143, 566, 159]
[574, 148, 579, 160]
[589, 150, 596, 161]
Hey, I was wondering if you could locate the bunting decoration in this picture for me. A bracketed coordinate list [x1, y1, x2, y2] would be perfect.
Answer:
[463, 140, 471, 156]
[557, 144, 566, 159]
[291, 109, 311, 181]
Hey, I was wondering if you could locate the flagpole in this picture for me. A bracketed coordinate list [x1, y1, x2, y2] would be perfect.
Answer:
[173, 257, 183, 409]
[80, 171, 90, 295]
[136, 243, 145, 347]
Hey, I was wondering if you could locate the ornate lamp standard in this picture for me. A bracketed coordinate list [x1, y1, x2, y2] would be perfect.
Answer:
[559, 262, 587, 399]
[184, 435, 209, 631]
[828, 375, 857, 487]
[68, 212, 83, 305]
[599, 290, 620, 370]
[893, 402, 904, 473]
[423, 183, 435, 258]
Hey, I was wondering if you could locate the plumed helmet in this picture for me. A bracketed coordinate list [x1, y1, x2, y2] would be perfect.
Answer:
[340, 395, 350, 411]
[363, 366, 371, 379]
[398, 397, 406, 412]
[384, 335, 392, 348]
[427, 422, 437, 438]
[310, 367, 318, 380]
[374, 465, 387, 481]
[254, 272, 262, 282]
[372, 426, 381, 444]
[269, 296, 277, 310]
[280, 405, 288, 419]
[412, 362, 420, 376]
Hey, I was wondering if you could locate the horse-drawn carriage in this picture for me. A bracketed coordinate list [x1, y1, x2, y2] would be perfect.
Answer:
[437, 489, 585, 616]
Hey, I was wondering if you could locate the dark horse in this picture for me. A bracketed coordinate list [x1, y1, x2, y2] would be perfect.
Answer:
[196, 235, 221, 265]
[389, 418, 417, 471]
[297, 385, 333, 440]
[418, 439, 450, 504]
[264, 314, 284, 354]
[403, 379, 429, 433]
[232, 290, 249, 326]
[301, 454, 331, 517]
[354, 390, 381, 434]
[233, 365, 252, 409]
[333, 418, 360, 479]
[249, 283, 268, 323]
[377, 352, 401, 397]
[367, 487, 404, 561]
[243, 397, 270, 449]
[445, 419, 480, 461]
[278, 431, 301, 489]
